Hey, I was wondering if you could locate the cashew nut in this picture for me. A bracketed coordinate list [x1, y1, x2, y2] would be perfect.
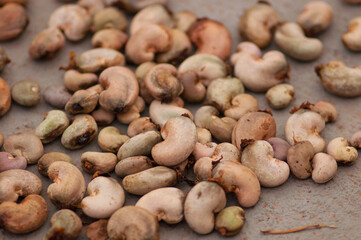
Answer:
[327, 137, 358, 165]
[265, 83, 295, 109]
[194, 105, 219, 129]
[224, 94, 259, 120]
[135, 61, 156, 103]
[92, 7, 127, 32]
[92, 107, 115, 125]
[197, 127, 212, 144]
[0, 3, 28, 41]
[266, 137, 291, 161]
[192, 142, 217, 161]
[174, 10, 197, 32]
[215, 206, 245, 236]
[42, 84, 72, 109]
[115, 156, 153, 178]
[35, 110, 69, 143]
[38, 152, 72, 176]
[287, 141, 314, 179]
[309, 101, 338, 122]
[0, 152, 27, 172]
[81, 152, 117, 174]
[127, 117, 159, 137]
[208, 116, 237, 143]
[11, 80, 40, 107]
[342, 17, 361, 51]
[44, 209, 82, 240]
[98, 126, 129, 153]
[350, 130, 361, 148]
[312, 153, 337, 184]
[64, 69, 98, 92]
[28, 27, 65, 59]
[92, 28, 128, 50]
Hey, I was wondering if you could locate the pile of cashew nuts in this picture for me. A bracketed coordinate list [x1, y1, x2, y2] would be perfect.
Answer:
[0, 0, 361, 239]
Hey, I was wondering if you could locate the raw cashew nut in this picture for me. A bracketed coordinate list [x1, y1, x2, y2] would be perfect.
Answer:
[265, 84, 295, 109]
[92, 28, 128, 50]
[208, 117, 237, 143]
[0, 169, 42, 203]
[0, 194, 48, 234]
[98, 126, 129, 153]
[189, 18, 232, 60]
[184, 181, 226, 234]
[108, 0, 168, 12]
[28, 27, 65, 59]
[285, 109, 326, 153]
[92, 7, 127, 32]
[309, 101, 338, 122]
[0, 152, 27, 172]
[241, 140, 290, 187]
[115, 156, 153, 177]
[92, 107, 115, 125]
[116, 96, 145, 124]
[81, 152, 117, 174]
[194, 105, 219, 129]
[342, 17, 361, 51]
[44, 209, 82, 240]
[64, 69, 98, 92]
[47, 161, 86, 208]
[266, 137, 291, 161]
[35, 110, 69, 143]
[38, 152, 72, 176]
[0, 3, 28, 41]
[196, 127, 212, 144]
[152, 116, 197, 166]
[215, 206, 245, 236]
[224, 94, 259, 120]
[287, 141, 314, 179]
[127, 117, 159, 137]
[48, 4, 91, 41]
[327, 137, 358, 165]
[350, 130, 361, 148]
[312, 153, 337, 184]
[238, 2, 279, 48]
[99, 66, 139, 113]
[135, 61, 156, 103]
[192, 142, 217, 161]
[212, 160, 261, 207]
[315, 60, 361, 97]
[81, 177, 125, 218]
[275, 22, 323, 61]
[136, 187, 185, 224]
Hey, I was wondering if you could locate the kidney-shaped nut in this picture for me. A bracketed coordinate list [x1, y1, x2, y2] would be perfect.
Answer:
[238, 2, 279, 48]
[208, 117, 237, 143]
[174, 10, 197, 32]
[75, 48, 125, 73]
[38, 152, 72, 177]
[81, 152, 117, 174]
[28, 27, 65, 60]
[92, 28, 128, 50]
[116, 96, 145, 124]
[297, 1, 333, 36]
[285, 109, 326, 153]
[98, 126, 129, 153]
[224, 94, 259, 120]
[241, 140, 290, 187]
[126, 24, 172, 65]
[232, 112, 276, 150]
[0, 78, 11, 117]
[194, 105, 219, 129]
[152, 116, 197, 166]
[99, 66, 139, 113]
[189, 18, 232, 60]
[184, 181, 226, 235]
[44, 209, 82, 240]
[0, 194, 48, 234]
[43, 85, 72, 109]
[144, 64, 183, 101]
[287, 141, 314, 179]
[327, 137, 358, 165]
[130, 4, 173, 35]
[266, 83, 295, 109]
[135, 61, 156, 103]
[115, 156, 153, 178]
[275, 22, 323, 61]
[178, 54, 228, 102]
[350, 130, 361, 148]
[197, 127, 212, 144]
[342, 17, 361, 51]
[61, 114, 98, 150]
[206, 78, 245, 112]
[192, 142, 217, 161]
[65, 89, 99, 115]
[107, 206, 159, 240]
[64, 70, 98, 92]
[309, 101, 338, 122]
[0, 47, 10, 72]
[312, 153, 337, 184]
[215, 206, 245, 237]
[92, 107, 115, 125]
[82, 177, 125, 218]
[266, 137, 291, 161]
[136, 187, 185, 224]
[48, 4, 91, 41]
[122, 166, 177, 195]
[11, 80, 40, 107]
[92, 7, 127, 32]
[0, 152, 26, 172]
[232, 45, 289, 92]
[4, 132, 44, 164]
[35, 110, 69, 143]
[47, 161, 85, 208]
[127, 117, 159, 137]
[0, 3, 28, 41]
[315, 60, 361, 97]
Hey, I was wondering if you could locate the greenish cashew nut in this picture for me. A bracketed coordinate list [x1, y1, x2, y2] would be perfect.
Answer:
[38, 152, 72, 176]
[127, 117, 159, 137]
[215, 206, 245, 236]
[205, 77, 245, 112]
[265, 83, 295, 110]
[178, 54, 228, 102]
[342, 17, 361, 51]
[4, 132, 44, 164]
[136, 187, 185, 224]
[35, 110, 69, 143]
[194, 105, 219, 129]
[350, 130, 361, 148]
[92, 7, 128, 32]
[174, 10, 197, 32]
[275, 22, 323, 61]
[129, 4, 173, 35]
[297, 1, 333, 36]
[122, 166, 177, 195]
[312, 153, 337, 184]
[285, 109, 325, 153]
[224, 93, 259, 120]
[44, 209, 82, 240]
[47, 161, 85, 208]
[238, 2, 279, 48]
[309, 101, 338, 123]
[0, 46, 10, 72]
[11, 80, 41, 107]
[92, 28, 128, 50]
[61, 114, 98, 149]
[208, 116, 237, 143]
[107, 206, 159, 240]
[241, 140, 290, 187]
[315, 60, 361, 97]
[81, 177, 125, 218]
[75, 48, 125, 73]
[64, 69, 98, 92]
[48, 4, 91, 41]
[81, 152, 117, 174]
[117, 130, 161, 160]
[65, 89, 99, 115]
[0, 169, 42, 203]
[98, 126, 129, 153]
[287, 141, 314, 179]
[115, 156, 153, 177]
[184, 181, 226, 235]
[327, 137, 358, 165]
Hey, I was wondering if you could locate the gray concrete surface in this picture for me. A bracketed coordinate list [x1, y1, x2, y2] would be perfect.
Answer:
[0, 0, 360, 239]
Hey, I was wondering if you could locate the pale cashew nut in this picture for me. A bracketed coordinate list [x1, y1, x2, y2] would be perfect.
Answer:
[342, 17, 361, 51]
[98, 126, 129, 153]
[350, 130, 361, 148]
[287, 141, 314, 179]
[92, 107, 115, 125]
[327, 137, 358, 165]
[44, 209, 82, 240]
[64, 69, 98, 92]
[265, 83, 295, 109]
[174, 10, 197, 32]
[192, 142, 217, 161]
[92, 28, 128, 50]
[92, 7, 127, 32]
[81, 152, 117, 174]
[194, 105, 219, 129]
[135, 61, 156, 103]
[312, 153, 337, 184]
[224, 94, 259, 120]
[196, 127, 212, 144]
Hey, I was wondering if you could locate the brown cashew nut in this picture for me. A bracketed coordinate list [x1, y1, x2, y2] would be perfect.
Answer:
[238, 2, 279, 48]
[189, 18, 232, 60]
[44, 209, 82, 240]
[127, 117, 159, 137]
[0, 3, 28, 41]
[0, 77, 11, 117]
[287, 141, 314, 179]
[81, 152, 117, 174]
[0, 194, 48, 234]
[135, 61, 156, 103]
[65, 88, 99, 115]
[224, 94, 259, 120]
[152, 116, 197, 166]
[0, 169, 42, 203]
[99, 66, 139, 113]
[38, 152, 72, 176]
[92, 29, 128, 50]
[342, 17, 361, 51]
[125, 24, 172, 64]
[309, 101, 338, 123]
[64, 70, 98, 92]
[208, 117, 237, 143]
[92, 107, 115, 125]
